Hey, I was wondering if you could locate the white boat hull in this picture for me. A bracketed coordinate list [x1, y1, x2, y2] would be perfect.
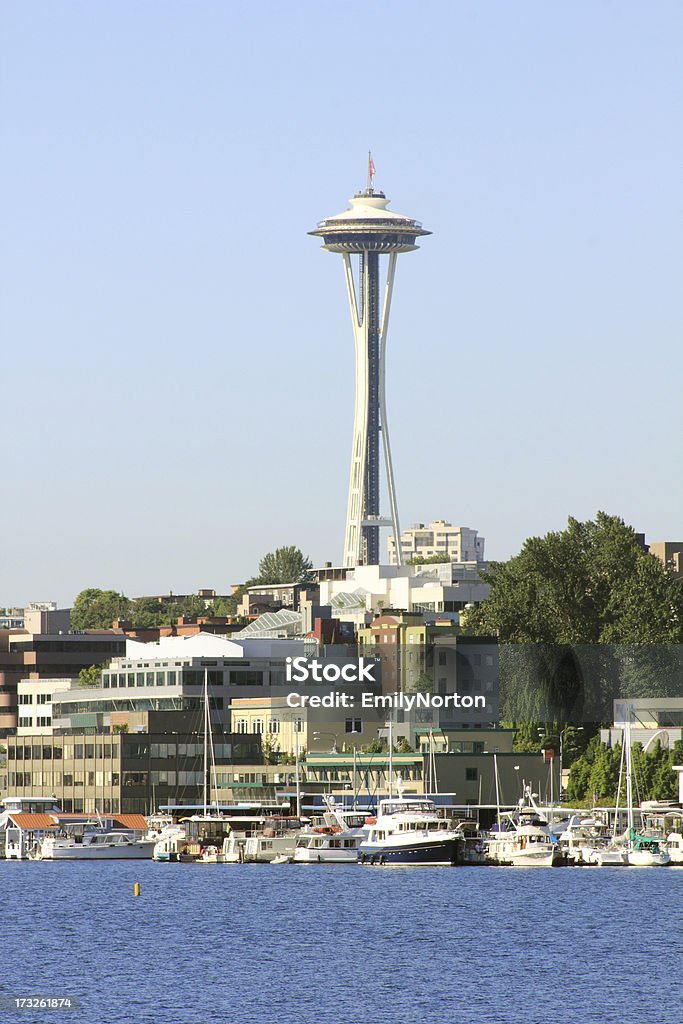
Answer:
[294, 847, 359, 864]
[243, 836, 297, 863]
[627, 849, 670, 867]
[40, 840, 155, 860]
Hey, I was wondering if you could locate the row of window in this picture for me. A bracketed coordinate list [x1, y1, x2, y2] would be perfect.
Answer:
[102, 669, 266, 689]
[7, 771, 120, 787]
[232, 718, 304, 735]
[7, 742, 119, 761]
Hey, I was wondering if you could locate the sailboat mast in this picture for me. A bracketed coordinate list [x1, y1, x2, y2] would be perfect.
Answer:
[203, 667, 209, 816]
[625, 708, 634, 841]
[388, 716, 394, 799]
[494, 753, 501, 833]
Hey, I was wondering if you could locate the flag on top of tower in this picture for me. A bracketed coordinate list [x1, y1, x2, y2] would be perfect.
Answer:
[368, 151, 376, 182]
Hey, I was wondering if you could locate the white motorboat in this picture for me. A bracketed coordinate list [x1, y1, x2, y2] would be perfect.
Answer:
[665, 832, 683, 864]
[485, 823, 561, 867]
[294, 798, 368, 864]
[38, 827, 155, 860]
[358, 795, 463, 866]
[243, 815, 306, 863]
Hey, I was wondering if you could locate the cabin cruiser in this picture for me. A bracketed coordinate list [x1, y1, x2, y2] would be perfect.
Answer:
[294, 798, 368, 864]
[243, 815, 306, 863]
[665, 831, 683, 864]
[152, 803, 294, 862]
[358, 795, 464, 866]
[37, 824, 155, 860]
[485, 821, 561, 867]
[557, 814, 627, 865]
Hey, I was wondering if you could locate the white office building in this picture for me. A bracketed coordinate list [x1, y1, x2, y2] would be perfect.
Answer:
[388, 521, 485, 565]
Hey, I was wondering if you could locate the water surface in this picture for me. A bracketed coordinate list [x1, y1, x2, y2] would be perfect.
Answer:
[2, 862, 681, 1024]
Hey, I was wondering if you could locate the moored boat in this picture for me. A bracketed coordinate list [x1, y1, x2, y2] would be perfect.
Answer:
[294, 797, 368, 864]
[358, 796, 463, 866]
[38, 825, 155, 860]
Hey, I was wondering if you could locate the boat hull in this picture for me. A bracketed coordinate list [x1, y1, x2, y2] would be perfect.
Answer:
[294, 848, 359, 864]
[627, 849, 670, 867]
[359, 838, 460, 866]
[40, 842, 155, 860]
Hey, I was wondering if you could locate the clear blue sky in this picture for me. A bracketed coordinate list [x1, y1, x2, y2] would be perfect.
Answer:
[1, 1, 681, 607]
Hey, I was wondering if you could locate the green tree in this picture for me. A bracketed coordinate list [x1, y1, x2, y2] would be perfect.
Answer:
[256, 546, 313, 585]
[71, 589, 131, 629]
[78, 664, 104, 688]
[465, 513, 682, 644]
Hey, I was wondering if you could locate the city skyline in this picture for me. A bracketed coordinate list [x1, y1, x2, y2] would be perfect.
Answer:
[2, 2, 681, 606]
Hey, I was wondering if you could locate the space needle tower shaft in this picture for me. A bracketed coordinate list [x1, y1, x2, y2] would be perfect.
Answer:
[310, 156, 430, 568]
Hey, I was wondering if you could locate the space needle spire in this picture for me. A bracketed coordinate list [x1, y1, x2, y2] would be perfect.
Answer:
[310, 160, 431, 568]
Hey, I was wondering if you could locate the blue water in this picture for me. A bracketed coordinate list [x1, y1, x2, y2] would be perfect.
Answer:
[2, 862, 681, 1024]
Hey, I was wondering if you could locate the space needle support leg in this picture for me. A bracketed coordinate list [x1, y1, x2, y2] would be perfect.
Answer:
[341, 253, 367, 567]
[379, 252, 402, 566]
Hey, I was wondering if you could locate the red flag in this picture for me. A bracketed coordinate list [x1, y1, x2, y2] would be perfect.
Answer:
[369, 154, 376, 180]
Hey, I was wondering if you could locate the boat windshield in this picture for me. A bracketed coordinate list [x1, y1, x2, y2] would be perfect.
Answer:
[380, 800, 436, 816]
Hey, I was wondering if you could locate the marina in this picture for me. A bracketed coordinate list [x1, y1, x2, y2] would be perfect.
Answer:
[3, 791, 682, 869]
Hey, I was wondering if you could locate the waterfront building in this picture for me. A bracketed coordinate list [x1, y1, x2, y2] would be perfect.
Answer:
[310, 164, 430, 568]
[228, 693, 385, 756]
[388, 521, 485, 565]
[3, 709, 262, 815]
[0, 629, 126, 736]
[414, 726, 514, 756]
[302, 747, 552, 824]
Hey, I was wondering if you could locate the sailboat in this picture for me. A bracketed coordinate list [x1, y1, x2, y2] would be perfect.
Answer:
[624, 711, 669, 867]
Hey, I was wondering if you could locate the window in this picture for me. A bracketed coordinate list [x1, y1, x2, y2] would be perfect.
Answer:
[345, 719, 362, 734]
[438, 652, 447, 666]
[234, 719, 248, 733]
[268, 719, 280, 734]
[465, 767, 478, 782]
[252, 719, 264, 734]
[229, 670, 264, 686]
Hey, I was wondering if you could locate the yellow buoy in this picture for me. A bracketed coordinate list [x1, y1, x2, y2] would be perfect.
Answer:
[133, 882, 141, 897]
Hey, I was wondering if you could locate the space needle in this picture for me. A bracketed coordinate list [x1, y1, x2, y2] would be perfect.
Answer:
[310, 156, 430, 568]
